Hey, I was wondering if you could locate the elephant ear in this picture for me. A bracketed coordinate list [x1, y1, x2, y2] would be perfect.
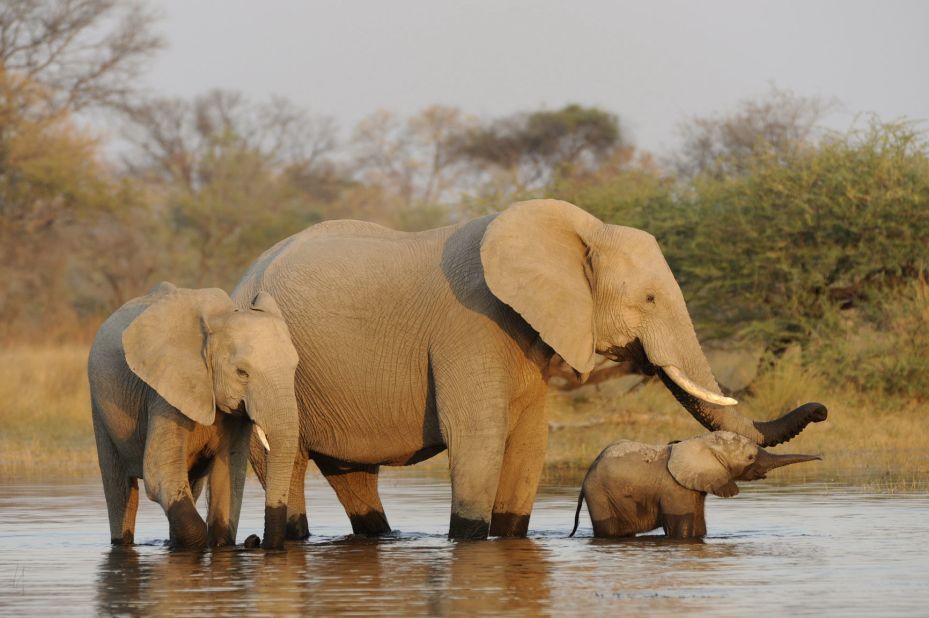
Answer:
[250, 290, 283, 317]
[480, 199, 602, 374]
[122, 284, 235, 426]
[668, 435, 739, 497]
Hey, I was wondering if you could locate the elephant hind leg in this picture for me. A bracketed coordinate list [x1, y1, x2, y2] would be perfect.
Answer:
[93, 411, 139, 545]
[316, 456, 391, 536]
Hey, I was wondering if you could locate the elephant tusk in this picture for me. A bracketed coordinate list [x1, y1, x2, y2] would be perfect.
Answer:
[255, 424, 271, 452]
[662, 365, 738, 407]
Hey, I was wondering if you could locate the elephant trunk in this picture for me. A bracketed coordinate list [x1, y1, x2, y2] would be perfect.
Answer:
[649, 318, 828, 446]
[752, 402, 829, 447]
[246, 381, 299, 550]
[740, 448, 821, 481]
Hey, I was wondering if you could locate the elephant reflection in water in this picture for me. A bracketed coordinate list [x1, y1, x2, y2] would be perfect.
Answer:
[96, 547, 309, 615]
[97, 538, 553, 615]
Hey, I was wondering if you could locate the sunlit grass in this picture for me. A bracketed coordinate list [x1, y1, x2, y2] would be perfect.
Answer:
[0, 345, 98, 477]
[2, 344, 927, 493]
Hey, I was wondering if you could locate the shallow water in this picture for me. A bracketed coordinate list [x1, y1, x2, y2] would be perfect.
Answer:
[0, 472, 927, 616]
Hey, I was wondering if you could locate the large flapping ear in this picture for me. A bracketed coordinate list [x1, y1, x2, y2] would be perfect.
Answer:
[250, 290, 284, 318]
[122, 284, 235, 426]
[668, 435, 739, 497]
[480, 199, 602, 374]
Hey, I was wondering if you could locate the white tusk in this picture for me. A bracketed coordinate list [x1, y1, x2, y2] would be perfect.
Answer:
[662, 365, 738, 407]
[254, 425, 271, 452]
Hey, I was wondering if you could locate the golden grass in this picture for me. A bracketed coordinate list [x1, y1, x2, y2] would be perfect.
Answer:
[0, 344, 99, 477]
[2, 344, 927, 493]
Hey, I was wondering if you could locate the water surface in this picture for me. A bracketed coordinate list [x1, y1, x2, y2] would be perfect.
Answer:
[1, 472, 927, 616]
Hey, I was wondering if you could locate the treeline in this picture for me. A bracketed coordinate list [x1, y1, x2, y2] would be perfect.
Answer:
[1, 2, 927, 398]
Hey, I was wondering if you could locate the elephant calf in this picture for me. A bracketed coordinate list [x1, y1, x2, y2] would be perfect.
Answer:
[570, 431, 821, 539]
[88, 282, 300, 549]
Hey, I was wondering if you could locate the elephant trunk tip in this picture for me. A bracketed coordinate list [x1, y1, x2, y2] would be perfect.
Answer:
[755, 402, 829, 447]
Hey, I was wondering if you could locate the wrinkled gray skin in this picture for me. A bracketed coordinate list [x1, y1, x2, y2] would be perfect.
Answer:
[234, 199, 827, 540]
[88, 282, 299, 549]
[570, 431, 821, 538]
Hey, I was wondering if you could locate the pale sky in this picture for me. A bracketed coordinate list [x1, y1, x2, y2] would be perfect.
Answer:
[144, 0, 929, 155]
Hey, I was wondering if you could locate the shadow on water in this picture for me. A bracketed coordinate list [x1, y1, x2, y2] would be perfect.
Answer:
[2, 473, 929, 616]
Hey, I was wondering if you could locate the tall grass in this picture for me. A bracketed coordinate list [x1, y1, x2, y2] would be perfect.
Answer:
[0, 345, 98, 477]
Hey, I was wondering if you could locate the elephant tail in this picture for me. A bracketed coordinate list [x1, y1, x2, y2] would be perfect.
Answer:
[569, 488, 585, 537]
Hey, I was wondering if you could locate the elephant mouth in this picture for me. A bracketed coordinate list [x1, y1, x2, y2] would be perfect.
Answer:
[604, 340, 658, 375]
[605, 340, 737, 407]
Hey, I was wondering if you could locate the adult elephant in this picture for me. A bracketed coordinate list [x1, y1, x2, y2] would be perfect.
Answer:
[233, 199, 826, 540]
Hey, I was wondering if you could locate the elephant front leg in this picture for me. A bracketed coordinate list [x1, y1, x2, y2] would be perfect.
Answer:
[317, 457, 390, 536]
[143, 402, 208, 548]
[447, 429, 506, 539]
[206, 416, 251, 547]
[659, 492, 707, 539]
[490, 396, 548, 537]
[285, 451, 310, 539]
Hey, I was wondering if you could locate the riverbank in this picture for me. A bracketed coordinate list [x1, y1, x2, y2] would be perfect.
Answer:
[2, 344, 927, 491]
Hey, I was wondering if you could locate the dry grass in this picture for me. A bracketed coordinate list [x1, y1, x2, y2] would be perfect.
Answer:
[2, 344, 927, 493]
[0, 344, 99, 477]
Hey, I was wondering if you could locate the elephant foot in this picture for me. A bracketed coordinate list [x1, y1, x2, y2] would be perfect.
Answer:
[449, 514, 490, 540]
[349, 510, 391, 537]
[262, 505, 287, 550]
[208, 522, 236, 548]
[110, 531, 135, 546]
[167, 499, 208, 548]
[489, 512, 530, 537]
[286, 513, 310, 540]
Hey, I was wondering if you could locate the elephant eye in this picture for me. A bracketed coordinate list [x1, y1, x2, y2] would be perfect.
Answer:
[645, 293, 656, 303]
[747, 453, 755, 461]
[236, 368, 249, 380]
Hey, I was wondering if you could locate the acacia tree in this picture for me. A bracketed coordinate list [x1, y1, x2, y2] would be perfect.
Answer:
[461, 104, 623, 198]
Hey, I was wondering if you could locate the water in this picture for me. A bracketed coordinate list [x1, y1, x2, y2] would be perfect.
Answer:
[1, 472, 927, 616]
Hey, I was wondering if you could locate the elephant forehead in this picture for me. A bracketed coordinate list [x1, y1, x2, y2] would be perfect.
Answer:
[601, 440, 662, 463]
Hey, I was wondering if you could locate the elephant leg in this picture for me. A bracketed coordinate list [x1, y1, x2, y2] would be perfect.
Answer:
[284, 451, 310, 540]
[190, 476, 206, 505]
[93, 411, 139, 545]
[659, 492, 707, 539]
[490, 396, 548, 537]
[143, 401, 207, 548]
[206, 416, 250, 548]
[317, 456, 391, 536]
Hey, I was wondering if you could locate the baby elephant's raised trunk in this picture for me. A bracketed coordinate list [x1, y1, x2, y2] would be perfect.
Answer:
[739, 449, 821, 481]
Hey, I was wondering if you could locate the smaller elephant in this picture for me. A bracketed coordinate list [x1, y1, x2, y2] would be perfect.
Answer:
[570, 431, 821, 539]
[88, 282, 300, 549]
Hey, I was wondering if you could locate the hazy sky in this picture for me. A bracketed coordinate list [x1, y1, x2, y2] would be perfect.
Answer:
[145, 0, 929, 155]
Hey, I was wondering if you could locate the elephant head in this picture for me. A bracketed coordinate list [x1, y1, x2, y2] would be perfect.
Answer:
[122, 283, 299, 549]
[480, 199, 827, 446]
[667, 431, 820, 497]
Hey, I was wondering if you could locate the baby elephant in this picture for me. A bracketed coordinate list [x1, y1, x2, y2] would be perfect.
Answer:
[570, 431, 820, 539]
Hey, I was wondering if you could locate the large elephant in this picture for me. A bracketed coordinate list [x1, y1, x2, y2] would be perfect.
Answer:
[88, 282, 299, 549]
[233, 199, 826, 540]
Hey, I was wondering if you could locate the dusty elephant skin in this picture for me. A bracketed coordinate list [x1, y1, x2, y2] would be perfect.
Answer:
[570, 431, 822, 539]
[234, 199, 828, 540]
[87, 282, 301, 549]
